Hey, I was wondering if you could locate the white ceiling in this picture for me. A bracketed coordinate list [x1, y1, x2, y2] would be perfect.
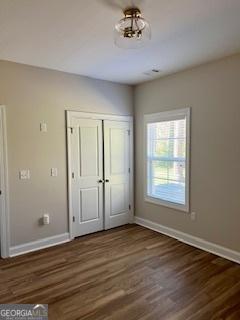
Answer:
[0, 0, 240, 84]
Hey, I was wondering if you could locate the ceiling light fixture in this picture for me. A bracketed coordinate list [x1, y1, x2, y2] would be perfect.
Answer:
[114, 8, 151, 49]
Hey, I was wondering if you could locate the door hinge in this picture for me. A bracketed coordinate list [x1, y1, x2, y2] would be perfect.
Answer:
[70, 127, 74, 134]
[73, 216, 75, 222]
[0, 190, 2, 195]
[72, 172, 75, 179]
[129, 204, 131, 210]
[127, 130, 130, 135]
[128, 168, 130, 173]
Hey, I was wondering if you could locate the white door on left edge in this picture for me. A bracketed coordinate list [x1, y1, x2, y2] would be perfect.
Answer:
[71, 118, 104, 237]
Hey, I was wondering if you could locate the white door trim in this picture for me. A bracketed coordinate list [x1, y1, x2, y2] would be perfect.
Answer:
[0, 105, 10, 258]
[66, 111, 134, 239]
[66, 111, 132, 122]
[67, 111, 74, 240]
[129, 120, 134, 222]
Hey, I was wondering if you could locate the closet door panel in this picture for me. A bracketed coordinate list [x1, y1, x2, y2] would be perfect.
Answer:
[104, 120, 130, 229]
[71, 118, 103, 237]
[80, 187, 99, 222]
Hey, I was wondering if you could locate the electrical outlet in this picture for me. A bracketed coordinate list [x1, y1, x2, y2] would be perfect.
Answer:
[191, 212, 196, 221]
[43, 213, 50, 225]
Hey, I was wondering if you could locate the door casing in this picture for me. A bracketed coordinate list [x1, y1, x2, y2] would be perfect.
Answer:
[66, 111, 134, 239]
[0, 105, 10, 258]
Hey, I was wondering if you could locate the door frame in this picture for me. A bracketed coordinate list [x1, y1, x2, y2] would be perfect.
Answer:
[0, 105, 10, 258]
[66, 111, 134, 239]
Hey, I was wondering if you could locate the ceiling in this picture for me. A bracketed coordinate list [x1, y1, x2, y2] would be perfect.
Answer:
[0, 0, 240, 84]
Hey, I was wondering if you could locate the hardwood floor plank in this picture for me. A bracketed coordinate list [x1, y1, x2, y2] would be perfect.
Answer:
[0, 225, 239, 320]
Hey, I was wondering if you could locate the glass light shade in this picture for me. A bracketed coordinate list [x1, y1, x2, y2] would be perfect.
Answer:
[114, 8, 151, 49]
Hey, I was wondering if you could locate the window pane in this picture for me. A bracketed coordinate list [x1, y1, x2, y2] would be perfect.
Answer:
[147, 117, 187, 206]
[151, 178, 185, 204]
[152, 139, 186, 158]
[152, 160, 185, 183]
[148, 119, 186, 140]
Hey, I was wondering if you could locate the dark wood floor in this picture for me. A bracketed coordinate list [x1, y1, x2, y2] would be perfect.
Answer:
[0, 225, 240, 320]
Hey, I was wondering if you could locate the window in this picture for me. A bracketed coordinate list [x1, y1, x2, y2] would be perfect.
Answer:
[144, 108, 190, 212]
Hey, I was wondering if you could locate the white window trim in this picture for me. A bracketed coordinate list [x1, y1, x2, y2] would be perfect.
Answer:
[144, 108, 190, 213]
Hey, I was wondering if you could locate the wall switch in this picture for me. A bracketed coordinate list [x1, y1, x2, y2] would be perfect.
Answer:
[43, 213, 50, 225]
[19, 169, 30, 180]
[40, 122, 47, 132]
[191, 212, 196, 221]
[51, 168, 58, 177]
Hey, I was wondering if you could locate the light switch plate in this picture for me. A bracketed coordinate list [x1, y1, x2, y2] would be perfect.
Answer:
[19, 169, 30, 180]
[51, 168, 58, 177]
[40, 122, 47, 132]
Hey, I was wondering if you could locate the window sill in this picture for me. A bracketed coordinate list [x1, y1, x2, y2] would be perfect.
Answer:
[144, 196, 189, 213]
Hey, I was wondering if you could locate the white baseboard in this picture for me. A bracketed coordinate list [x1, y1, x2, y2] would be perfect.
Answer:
[134, 216, 240, 264]
[10, 233, 71, 257]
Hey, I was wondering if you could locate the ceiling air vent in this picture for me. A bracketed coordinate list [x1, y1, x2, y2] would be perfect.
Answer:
[143, 69, 161, 77]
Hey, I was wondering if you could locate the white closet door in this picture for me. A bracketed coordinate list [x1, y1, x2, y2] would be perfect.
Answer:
[71, 118, 104, 237]
[104, 120, 131, 229]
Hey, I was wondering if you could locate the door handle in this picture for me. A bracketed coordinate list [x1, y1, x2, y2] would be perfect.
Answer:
[98, 179, 103, 183]
[105, 179, 109, 183]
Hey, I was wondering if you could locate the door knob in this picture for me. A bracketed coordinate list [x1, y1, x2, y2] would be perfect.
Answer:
[105, 179, 109, 183]
[98, 179, 103, 183]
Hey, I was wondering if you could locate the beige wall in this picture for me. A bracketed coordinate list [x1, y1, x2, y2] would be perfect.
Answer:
[134, 54, 240, 252]
[1, 54, 240, 252]
[0, 61, 133, 246]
